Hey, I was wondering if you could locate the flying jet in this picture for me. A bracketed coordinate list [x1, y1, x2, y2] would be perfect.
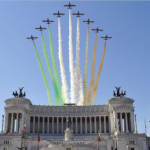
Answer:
[27, 35, 38, 41]
[92, 27, 103, 33]
[53, 11, 65, 17]
[73, 11, 84, 17]
[64, 2, 76, 9]
[83, 19, 94, 25]
[42, 18, 54, 24]
[35, 26, 47, 31]
[101, 35, 112, 40]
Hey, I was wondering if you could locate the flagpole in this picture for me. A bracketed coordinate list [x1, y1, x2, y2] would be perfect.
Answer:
[144, 118, 147, 136]
[37, 119, 39, 150]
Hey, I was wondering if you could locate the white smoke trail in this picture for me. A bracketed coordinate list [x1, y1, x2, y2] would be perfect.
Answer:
[76, 17, 84, 106]
[58, 18, 69, 103]
[69, 9, 76, 103]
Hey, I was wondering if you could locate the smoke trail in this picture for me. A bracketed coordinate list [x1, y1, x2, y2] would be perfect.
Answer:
[33, 42, 52, 105]
[83, 26, 89, 105]
[76, 17, 84, 106]
[87, 35, 98, 105]
[69, 9, 76, 103]
[93, 41, 106, 104]
[48, 26, 63, 104]
[58, 18, 69, 103]
[41, 33, 60, 105]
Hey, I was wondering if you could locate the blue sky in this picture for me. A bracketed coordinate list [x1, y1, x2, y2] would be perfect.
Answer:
[0, 1, 150, 135]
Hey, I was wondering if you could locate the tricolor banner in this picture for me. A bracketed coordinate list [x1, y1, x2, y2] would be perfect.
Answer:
[24, 122, 27, 130]
[98, 130, 101, 142]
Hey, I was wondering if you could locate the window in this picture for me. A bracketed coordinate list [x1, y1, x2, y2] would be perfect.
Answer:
[129, 140, 135, 144]
[4, 141, 9, 145]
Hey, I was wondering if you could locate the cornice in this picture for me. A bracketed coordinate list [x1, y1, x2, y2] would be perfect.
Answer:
[27, 105, 110, 116]
[27, 112, 110, 117]
[112, 105, 134, 111]
[107, 97, 134, 104]
[5, 98, 32, 105]
[5, 105, 26, 112]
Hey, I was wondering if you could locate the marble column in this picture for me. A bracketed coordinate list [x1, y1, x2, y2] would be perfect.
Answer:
[104, 116, 106, 133]
[76, 117, 78, 134]
[43, 117, 44, 133]
[131, 111, 134, 132]
[57, 117, 59, 134]
[108, 116, 110, 133]
[4, 113, 8, 133]
[61, 117, 63, 134]
[94, 116, 96, 133]
[120, 113, 122, 132]
[80, 117, 82, 134]
[71, 117, 73, 130]
[125, 113, 128, 132]
[38, 117, 40, 132]
[90, 117, 92, 134]
[52, 117, 54, 134]
[16, 113, 19, 133]
[10, 113, 14, 133]
[19, 114, 23, 133]
[99, 116, 101, 133]
[47, 117, 49, 134]
[85, 117, 87, 134]
[33, 116, 35, 133]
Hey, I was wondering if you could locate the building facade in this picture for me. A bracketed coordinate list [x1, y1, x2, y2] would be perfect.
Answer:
[0, 95, 150, 150]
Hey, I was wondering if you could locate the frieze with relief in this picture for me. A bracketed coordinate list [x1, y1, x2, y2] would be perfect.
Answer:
[27, 105, 108, 114]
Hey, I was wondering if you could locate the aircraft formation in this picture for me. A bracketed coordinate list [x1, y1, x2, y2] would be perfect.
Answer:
[27, 2, 112, 106]
[27, 2, 112, 41]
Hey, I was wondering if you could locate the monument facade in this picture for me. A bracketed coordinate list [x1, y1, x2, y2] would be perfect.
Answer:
[0, 88, 150, 150]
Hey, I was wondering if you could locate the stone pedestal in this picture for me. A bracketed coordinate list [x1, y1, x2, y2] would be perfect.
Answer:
[64, 128, 74, 141]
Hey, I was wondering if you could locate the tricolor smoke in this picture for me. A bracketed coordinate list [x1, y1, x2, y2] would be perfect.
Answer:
[76, 18, 84, 106]
[87, 35, 98, 105]
[33, 42, 52, 105]
[58, 18, 69, 103]
[69, 9, 76, 103]
[48, 26, 63, 104]
[93, 41, 106, 104]
[83, 26, 89, 105]
[41, 33, 60, 105]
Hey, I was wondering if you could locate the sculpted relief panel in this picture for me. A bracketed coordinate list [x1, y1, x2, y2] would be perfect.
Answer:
[27, 105, 108, 115]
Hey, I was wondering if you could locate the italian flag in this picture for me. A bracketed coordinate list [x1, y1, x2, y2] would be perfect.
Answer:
[24, 123, 27, 130]
[115, 124, 117, 130]
[38, 132, 40, 143]
[98, 130, 101, 142]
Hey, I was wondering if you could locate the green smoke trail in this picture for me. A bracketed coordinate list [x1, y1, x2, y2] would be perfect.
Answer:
[33, 42, 52, 105]
[48, 26, 64, 104]
[41, 33, 61, 105]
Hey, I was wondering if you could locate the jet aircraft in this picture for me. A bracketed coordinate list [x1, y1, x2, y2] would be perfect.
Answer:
[27, 35, 38, 41]
[83, 19, 94, 25]
[101, 35, 112, 40]
[53, 11, 65, 17]
[35, 26, 47, 31]
[92, 27, 103, 33]
[73, 11, 84, 17]
[64, 2, 76, 9]
[42, 18, 54, 24]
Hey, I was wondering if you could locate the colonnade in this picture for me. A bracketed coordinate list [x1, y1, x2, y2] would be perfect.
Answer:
[30, 116, 110, 134]
[5, 113, 22, 133]
[117, 112, 132, 132]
